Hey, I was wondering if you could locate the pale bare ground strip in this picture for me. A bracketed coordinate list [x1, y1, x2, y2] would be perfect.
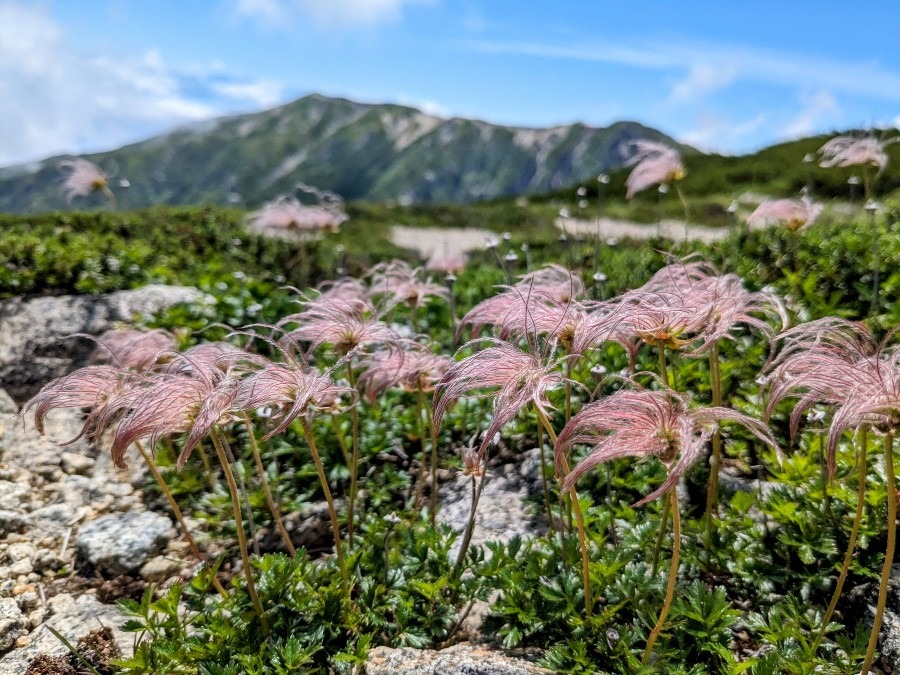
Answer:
[390, 217, 737, 260]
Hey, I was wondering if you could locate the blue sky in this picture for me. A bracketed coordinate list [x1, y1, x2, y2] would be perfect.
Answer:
[1, 0, 898, 166]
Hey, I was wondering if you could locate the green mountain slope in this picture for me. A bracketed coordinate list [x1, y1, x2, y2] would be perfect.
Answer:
[0, 94, 679, 214]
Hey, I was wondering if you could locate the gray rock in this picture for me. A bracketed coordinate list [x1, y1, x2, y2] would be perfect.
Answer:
[366, 643, 551, 675]
[60, 452, 95, 476]
[77, 510, 173, 576]
[0, 512, 28, 537]
[847, 573, 900, 671]
[438, 449, 545, 558]
[0, 598, 26, 653]
[0, 593, 132, 673]
[0, 284, 204, 401]
[0, 393, 15, 416]
[140, 556, 184, 583]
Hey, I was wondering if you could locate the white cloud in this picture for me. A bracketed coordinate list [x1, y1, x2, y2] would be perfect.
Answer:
[781, 91, 840, 138]
[0, 1, 285, 166]
[669, 63, 738, 104]
[233, 0, 431, 27]
[212, 80, 286, 108]
[678, 113, 767, 153]
[465, 38, 900, 104]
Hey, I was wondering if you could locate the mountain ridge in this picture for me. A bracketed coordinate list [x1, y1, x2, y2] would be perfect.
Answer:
[0, 94, 685, 213]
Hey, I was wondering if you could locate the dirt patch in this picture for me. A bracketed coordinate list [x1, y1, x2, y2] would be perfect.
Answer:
[25, 627, 120, 675]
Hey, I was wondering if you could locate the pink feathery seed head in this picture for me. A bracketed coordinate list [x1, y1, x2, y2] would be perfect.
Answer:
[516, 264, 585, 303]
[178, 376, 241, 468]
[233, 356, 358, 439]
[246, 195, 348, 234]
[90, 328, 177, 372]
[685, 275, 789, 356]
[278, 291, 399, 356]
[160, 342, 258, 379]
[59, 159, 110, 202]
[426, 253, 467, 276]
[110, 373, 219, 469]
[601, 290, 708, 351]
[556, 386, 777, 505]
[746, 197, 822, 231]
[20, 365, 128, 438]
[358, 341, 451, 403]
[432, 337, 566, 457]
[369, 260, 449, 309]
[818, 136, 896, 174]
[624, 141, 686, 199]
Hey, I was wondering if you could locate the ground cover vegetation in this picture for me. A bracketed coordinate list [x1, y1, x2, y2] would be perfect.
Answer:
[11, 135, 900, 673]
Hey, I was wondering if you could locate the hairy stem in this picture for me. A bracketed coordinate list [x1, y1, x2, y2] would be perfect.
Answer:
[219, 433, 258, 557]
[209, 429, 268, 633]
[643, 488, 681, 665]
[425, 387, 440, 527]
[242, 413, 295, 556]
[704, 342, 723, 566]
[299, 416, 349, 593]
[813, 427, 867, 654]
[453, 470, 488, 573]
[650, 495, 671, 576]
[135, 440, 228, 598]
[657, 345, 670, 388]
[346, 362, 361, 545]
[537, 406, 592, 618]
[330, 415, 352, 468]
[537, 420, 555, 534]
[861, 433, 895, 675]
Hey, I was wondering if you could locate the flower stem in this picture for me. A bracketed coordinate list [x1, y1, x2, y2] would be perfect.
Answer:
[643, 488, 681, 665]
[242, 413, 295, 556]
[346, 362, 361, 545]
[704, 342, 723, 566]
[299, 416, 349, 593]
[209, 429, 268, 633]
[135, 440, 228, 599]
[861, 432, 895, 675]
[538, 406, 592, 618]
[657, 345, 670, 388]
[813, 427, 867, 654]
[453, 470, 488, 573]
[650, 495, 670, 576]
[537, 420, 555, 534]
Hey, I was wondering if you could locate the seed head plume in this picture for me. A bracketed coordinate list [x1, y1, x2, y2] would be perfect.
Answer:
[426, 253, 466, 276]
[368, 260, 449, 310]
[279, 294, 399, 357]
[746, 197, 822, 230]
[432, 336, 568, 459]
[819, 135, 898, 176]
[59, 158, 115, 204]
[20, 365, 134, 441]
[90, 328, 177, 372]
[245, 193, 347, 235]
[624, 141, 685, 199]
[556, 385, 777, 505]
[358, 340, 451, 403]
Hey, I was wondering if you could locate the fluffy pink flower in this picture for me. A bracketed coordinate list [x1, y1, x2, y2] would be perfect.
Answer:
[246, 195, 347, 234]
[279, 297, 399, 356]
[368, 260, 448, 309]
[90, 329, 177, 372]
[765, 317, 896, 475]
[426, 253, 466, 276]
[358, 341, 451, 403]
[819, 136, 896, 175]
[556, 386, 777, 505]
[624, 141, 685, 199]
[59, 159, 112, 202]
[233, 356, 357, 439]
[20, 366, 132, 440]
[432, 337, 567, 458]
[746, 197, 822, 230]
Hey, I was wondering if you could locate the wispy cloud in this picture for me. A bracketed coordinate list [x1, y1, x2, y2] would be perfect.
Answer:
[781, 90, 840, 139]
[669, 63, 738, 104]
[0, 1, 286, 166]
[232, 0, 432, 28]
[679, 113, 767, 153]
[463, 38, 900, 104]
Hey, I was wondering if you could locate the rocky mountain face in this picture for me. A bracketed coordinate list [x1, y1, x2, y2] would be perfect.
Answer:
[0, 94, 682, 213]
